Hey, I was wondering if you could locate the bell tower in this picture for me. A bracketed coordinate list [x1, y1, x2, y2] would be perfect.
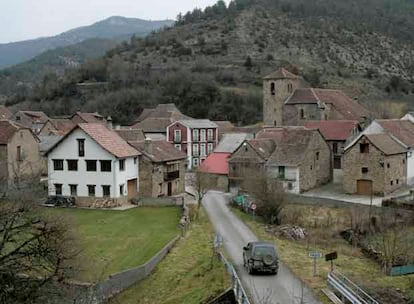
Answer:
[263, 68, 302, 126]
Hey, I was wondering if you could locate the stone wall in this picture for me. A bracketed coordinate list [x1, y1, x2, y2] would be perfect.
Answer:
[204, 173, 229, 192]
[75, 196, 128, 208]
[298, 132, 331, 192]
[343, 137, 406, 195]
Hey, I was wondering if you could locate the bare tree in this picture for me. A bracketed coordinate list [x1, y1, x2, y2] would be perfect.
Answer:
[243, 171, 286, 225]
[188, 171, 213, 219]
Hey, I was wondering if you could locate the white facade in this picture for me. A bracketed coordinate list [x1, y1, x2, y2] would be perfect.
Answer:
[267, 165, 300, 194]
[47, 128, 139, 198]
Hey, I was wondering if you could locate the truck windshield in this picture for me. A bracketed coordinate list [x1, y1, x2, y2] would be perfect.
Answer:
[253, 246, 275, 257]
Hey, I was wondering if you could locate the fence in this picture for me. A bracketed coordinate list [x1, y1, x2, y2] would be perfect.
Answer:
[390, 264, 414, 276]
[217, 251, 251, 304]
[327, 272, 379, 304]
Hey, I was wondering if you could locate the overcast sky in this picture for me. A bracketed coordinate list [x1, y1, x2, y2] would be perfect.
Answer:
[0, 0, 228, 43]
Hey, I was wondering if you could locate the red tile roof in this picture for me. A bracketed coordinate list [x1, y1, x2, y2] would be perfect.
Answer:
[304, 120, 359, 141]
[264, 68, 302, 80]
[19, 111, 49, 123]
[73, 112, 106, 123]
[199, 152, 231, 175]
[286, 88, 369, 120]
[364, 133, 406, 155]
[0, 106, 12, 120]
[49, 118, 75, 135]
[129, 140, 186, 162]
[377, 119, 414, 147]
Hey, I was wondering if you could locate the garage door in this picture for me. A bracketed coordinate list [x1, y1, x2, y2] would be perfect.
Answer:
[357, 180, 372, 195]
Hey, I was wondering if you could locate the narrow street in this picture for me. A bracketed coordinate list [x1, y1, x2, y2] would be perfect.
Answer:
[203, 191, 321, 304]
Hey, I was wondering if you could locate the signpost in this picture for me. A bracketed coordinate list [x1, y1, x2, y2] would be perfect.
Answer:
[325, 251, 338, 272]
[251, 203, 256, 222]
[309, 252, 322, 276]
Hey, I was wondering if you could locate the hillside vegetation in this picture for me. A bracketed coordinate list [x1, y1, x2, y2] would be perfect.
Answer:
[4, 0, 414, 125]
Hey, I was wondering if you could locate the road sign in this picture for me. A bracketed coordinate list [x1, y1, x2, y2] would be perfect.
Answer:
[251, 203, 257, 210]
[309, 252, 322, 259]
[325, 251, 338, 261]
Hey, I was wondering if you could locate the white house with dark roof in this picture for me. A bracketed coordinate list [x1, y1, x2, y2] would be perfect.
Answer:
[166, 119, 219, 169]
[45, 123, 140, 207]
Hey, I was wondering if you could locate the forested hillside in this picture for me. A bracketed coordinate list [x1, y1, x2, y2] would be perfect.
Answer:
[4, 0, 414, 125]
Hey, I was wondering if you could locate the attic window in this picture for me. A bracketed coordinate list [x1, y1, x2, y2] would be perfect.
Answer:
[271, 82, 276, 96]
[316, 152, 320, 160]
[360, 143, 369, 153]
[77, 139, 85, 157]
[287, 83, 293, 93]
[300, 109, 305, 119]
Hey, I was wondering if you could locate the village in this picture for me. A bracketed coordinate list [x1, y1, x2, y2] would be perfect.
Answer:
[1, 68, 414, 303]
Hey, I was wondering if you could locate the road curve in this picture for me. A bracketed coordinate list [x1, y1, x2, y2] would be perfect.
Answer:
[203, 191, 321, 304]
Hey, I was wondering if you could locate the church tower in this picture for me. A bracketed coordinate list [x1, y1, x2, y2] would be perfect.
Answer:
[263, 68, 302, 126]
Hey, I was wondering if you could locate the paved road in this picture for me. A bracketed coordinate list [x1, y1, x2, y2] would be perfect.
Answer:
[203, 191, 321, 304]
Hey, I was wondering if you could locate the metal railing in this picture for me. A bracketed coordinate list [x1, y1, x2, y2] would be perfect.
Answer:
[327, 272, 379, 304]
[217, 251, 251, 304]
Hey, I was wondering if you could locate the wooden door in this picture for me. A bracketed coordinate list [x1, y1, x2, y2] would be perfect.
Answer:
[127, 179, 137, 199]
[167, 182, 172, 196]
[357, 180, 372, 195]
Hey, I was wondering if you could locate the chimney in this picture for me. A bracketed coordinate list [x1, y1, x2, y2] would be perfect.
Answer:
[107, 116, 113, 129]
[144, 138, 152, 154]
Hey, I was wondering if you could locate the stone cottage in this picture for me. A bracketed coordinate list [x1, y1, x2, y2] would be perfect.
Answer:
[343, 133, 406, 196]
[129, 139, 186, 197]
[229, 127, 331, 193]
[0, 120, 42, 192]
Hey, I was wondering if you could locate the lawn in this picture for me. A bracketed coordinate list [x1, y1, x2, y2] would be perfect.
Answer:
[45, 206, 181, 282]
[231, 205, 414, 304]
[110, 208, 230, 304]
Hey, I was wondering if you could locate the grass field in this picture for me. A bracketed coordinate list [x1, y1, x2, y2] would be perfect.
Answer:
[110, 208, 230, 304]
[45, 207, 181, 282]
[231, 206, 414, 304]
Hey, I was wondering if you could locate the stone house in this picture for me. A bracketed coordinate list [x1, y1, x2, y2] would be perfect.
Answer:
[13, 111, 50, 134]
[304, 120, 361, 183]
[129, 139, 186, 197]
[0, 106, 12, 120]
[343, 133, 407, 196]
[45, 123, 140, 207]
[229, 127, 331, 193]
[363, 119, 414, 185]
[263, 68, 370, 126]
[0, 120, 42, 192]
[166, 119, 219, 169]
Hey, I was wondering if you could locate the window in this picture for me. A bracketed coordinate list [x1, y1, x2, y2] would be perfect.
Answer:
[102, 185, 110, 197]
[316, 152, 319, 161]
[332, 143, 338, 154]
[278, 166, 285, 179]
[119, 184, 125, 196]
[134, 157, 137, 164]
[100, 160, 112, 172]
[119, 159, 125, 171]
[53, 159, 64, 171]
[193, 129, 199, 142]
[362, 167, 369, 173]
[207, 143, 214, 154]
[207, 129, 214, 141]
[288, 182, 293, 190]
[77, 139, 85, 157]
[159, 183, 163, 194]
[287, 83, 293, 93]
[387, 163, 390, 169]
[54, 184, 62, 196]
[88, 185, 96, 197]
[403, 159, 406, 164]
[396, 179, 399, 185]
[334, 156, 342, 169]
[193, 158, 199, 167]
[16, 146, 22, 161]
[174, 144, 182, 151]
[86, 160, 97, 171]
[174, 129, 181, 142]
[270, 82, 275, 95]
[300, 109, 305, 119]
[274, 120, 277, 126]
[193, 144, 199, 157]
[67, 160, 78, 171]
[390, 180, 394, 186]
[69, 184, 77, 196]
[200, 143, 206, 157]
[200, 129, 206, 142]
[360, 143, 369, 153]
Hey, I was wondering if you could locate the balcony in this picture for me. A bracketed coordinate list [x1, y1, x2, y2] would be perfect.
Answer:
[164, 170, 180, 181]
